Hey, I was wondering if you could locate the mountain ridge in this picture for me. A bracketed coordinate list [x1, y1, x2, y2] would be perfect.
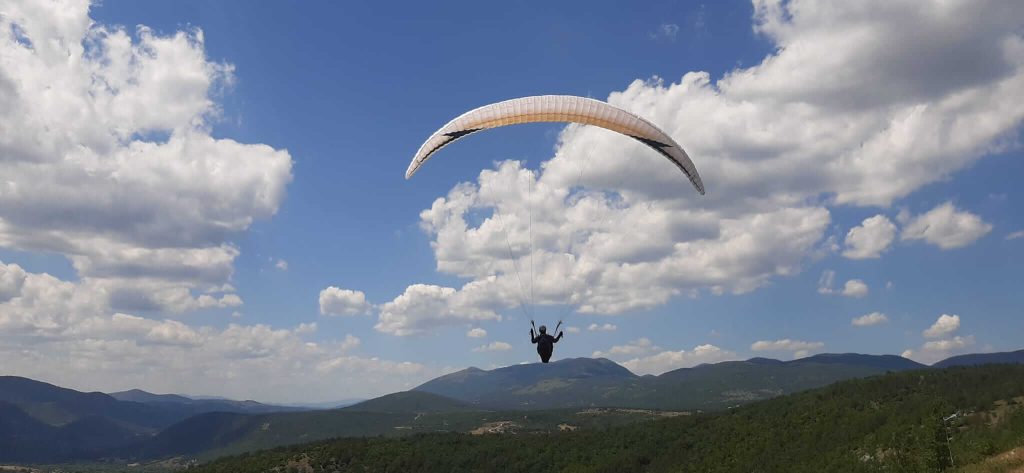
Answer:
[932, 348, 1024, 368]
[2, 349, 1022, 463]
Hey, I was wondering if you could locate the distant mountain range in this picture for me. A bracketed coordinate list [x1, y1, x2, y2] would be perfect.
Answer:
[931, 348, 1024, 368]
[108, 388, 304, 416]
[413, 353, 928, 410]
[0, 349, 1021, 463]
[0, 377, 300, 462]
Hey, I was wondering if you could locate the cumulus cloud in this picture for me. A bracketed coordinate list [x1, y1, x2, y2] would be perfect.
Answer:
[818, 271, 868, 297]
[902, 203, 993, 249]
[1006, 230, 1024, 240]
[0, 2, 293, 313]
[319, 287, 372, 317]
[375, 284, 500, 336]
[588, 323, 618, 332]
[903, 313, 977, 364]
[593, 337, 659, 358]
[294, 322, 318, 335]
[472, 341, 512, 352]
[620, 344, 737, 375]
[380, 1, 1024, 332]
[923, 314, 961, 338]
[593, 338, 736, 375]
[466, 327, 487, 338]
[0, 260, 433, 402]
[751, 339, 824, 358]
[841, 279, 869, 298]
[843, 215, 897, 259]
[851, 312, 888, 326]
[0, 261, 27, 302]
[903, 335, 977, 364]
[275, 259, 288, 271]
[922, 336, 975, 352]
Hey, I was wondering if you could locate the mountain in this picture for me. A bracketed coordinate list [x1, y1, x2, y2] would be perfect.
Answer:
[109, 389, 195, 404]
[4, 350, 1021, 464]
[413, 354, 926, 411]
[0, 376, 187, 430]
[0, 400, 143, 462]
[933, 349, 1024, 368]
[0, 377, 297, 463]
[109, 388, 302, 415]
[343, 390, 478, 414]
[189, 364, 1024, 473]
[793, 352, 927, 370]
[414, 357, 640, 409]
[284, 398, 365, 409]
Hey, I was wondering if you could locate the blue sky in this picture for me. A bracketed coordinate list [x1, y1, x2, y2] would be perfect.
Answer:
[0, 0, 1021, 402]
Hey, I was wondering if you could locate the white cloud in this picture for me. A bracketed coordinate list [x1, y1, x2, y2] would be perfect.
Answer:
[0, 261, 27, 302]
[843, 215, 897, 259]
[903, 314, 978, 364]
[620, 344, 737, 375]
[1004, 230, 1024, 240]
[923, 314, 961, 338]
[902, 202, 993, 249]
[649, 23, 680, 41]
[905, 335, 977, 364]
[566, 326, 581, 334]
[472, 341, 512, 352]
[851, 312, 888, 327]
[275, 259, 288, 271]
[339, 333, 361, 351]
[375, 284, 500, 336]
[923, 335, 975, 352]
[588, 323, 618, 332]
[751, 339, 824, 358]
[841, 279, 869, 298]
[0, 261, 434, 403]
[818, 272, 868, 297]
[593, 338, 659, 358]
[0, 3, 293, 313]
[466, 327, 487, 338]
[380, 0, 1024, 332]
[319, 287, 372, 317]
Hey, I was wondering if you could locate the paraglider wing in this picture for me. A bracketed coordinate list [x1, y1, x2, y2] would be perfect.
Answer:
[406, 95, 705, 195]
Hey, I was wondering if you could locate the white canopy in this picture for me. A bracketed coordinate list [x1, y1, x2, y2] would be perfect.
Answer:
[407, 95, 704, 195]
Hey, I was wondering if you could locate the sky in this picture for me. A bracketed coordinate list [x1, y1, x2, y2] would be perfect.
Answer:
[0, 0, 1022, 403]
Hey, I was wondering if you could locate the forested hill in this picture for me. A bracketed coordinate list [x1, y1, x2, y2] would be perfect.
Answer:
[193, 364, 1024, 473]
[933, 349, 1024, 368]
[413, 354, 929, 410]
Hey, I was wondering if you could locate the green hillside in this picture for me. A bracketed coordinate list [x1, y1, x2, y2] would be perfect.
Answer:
[192, 364, 1024, 473]
[130, 391, 681, 461]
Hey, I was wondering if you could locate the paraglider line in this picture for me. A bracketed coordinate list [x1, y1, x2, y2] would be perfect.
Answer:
[529, 173, 535, 313]
[492, 179, 533, 321]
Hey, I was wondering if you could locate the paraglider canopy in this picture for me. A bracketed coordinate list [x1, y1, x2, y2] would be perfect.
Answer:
[406, 95, 705, 195]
